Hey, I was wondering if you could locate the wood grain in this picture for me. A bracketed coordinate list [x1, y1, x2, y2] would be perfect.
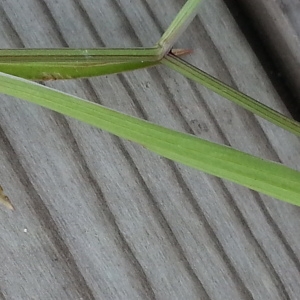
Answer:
[0, 0, 300, 299]
[231, 0, 300, 109]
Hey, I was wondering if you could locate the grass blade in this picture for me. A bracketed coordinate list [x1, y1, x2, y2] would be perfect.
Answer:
[1, 59, 158, 80]
[0, 48, 189, 80]
[162, 54, 300, 137]
[0, 71, 300, 206]
[0, 47, 161, 80]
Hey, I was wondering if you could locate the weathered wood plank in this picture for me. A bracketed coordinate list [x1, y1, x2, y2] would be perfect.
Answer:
[233, 0, 300, 107]
[0, 0, 299, 299]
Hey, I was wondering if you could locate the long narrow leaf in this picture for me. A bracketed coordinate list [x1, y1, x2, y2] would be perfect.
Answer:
[0, 48, 189, 80]
[1, 59, 158, 80]
[0, 72, 300, 205]
[162, 54, 300, 137]
[0, 47, 161, 80]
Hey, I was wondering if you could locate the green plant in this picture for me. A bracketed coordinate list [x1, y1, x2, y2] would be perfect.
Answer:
[0, 0, 299, 209]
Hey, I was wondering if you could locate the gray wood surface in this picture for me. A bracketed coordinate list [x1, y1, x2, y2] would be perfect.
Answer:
[236, 0, 300, 106]
[0, 0, 300, 299]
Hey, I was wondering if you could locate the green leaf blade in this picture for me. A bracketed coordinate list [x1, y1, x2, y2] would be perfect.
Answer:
[0, 47, 161, 80]
[0, 71, 299, 206]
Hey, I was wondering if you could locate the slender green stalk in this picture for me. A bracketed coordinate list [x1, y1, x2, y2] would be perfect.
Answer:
[162, 54, 300, 137]
[156, 0, 202, 56]
[0, 71, 300, 205]
[0, 47, 162, 62]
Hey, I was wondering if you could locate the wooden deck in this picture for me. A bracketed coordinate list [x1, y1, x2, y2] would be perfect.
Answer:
[0, 0, 300, 299]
